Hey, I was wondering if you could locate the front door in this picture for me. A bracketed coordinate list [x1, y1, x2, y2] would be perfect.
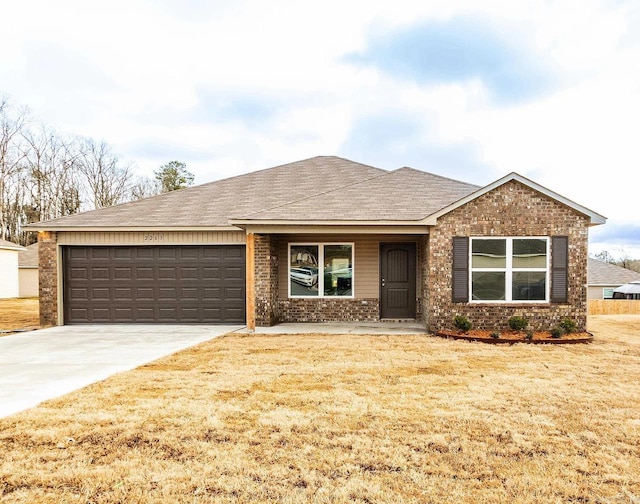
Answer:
[380, 242, 416, 319]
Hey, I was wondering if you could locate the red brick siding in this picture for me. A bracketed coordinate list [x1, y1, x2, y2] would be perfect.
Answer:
[279, 298, 380, 323]
[426, 180, 590, 332]
[38, 231, 58, 327]
[254, 234, 280, 326]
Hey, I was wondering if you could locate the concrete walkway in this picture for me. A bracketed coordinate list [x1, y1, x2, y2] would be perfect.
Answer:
[249, 321, 428, 334]
[0, 324, 243, 419]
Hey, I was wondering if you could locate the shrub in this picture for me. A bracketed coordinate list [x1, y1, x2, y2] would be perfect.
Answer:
[550, 326, 565, 338]
[453, 315, 472, 332]
[525, 329, 534, 341]
[559, 318, 577, 334]
[490, 330, 501, 339]
[508, 316, 529, 331]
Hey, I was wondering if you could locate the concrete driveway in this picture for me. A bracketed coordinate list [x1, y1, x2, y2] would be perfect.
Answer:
[0, 324, 244, 419]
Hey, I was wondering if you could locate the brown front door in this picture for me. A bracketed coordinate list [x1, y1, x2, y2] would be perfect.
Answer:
[380, 242, 416, 319]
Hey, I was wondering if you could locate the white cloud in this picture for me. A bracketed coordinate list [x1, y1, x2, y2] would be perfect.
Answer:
[1, 0, 638, 255]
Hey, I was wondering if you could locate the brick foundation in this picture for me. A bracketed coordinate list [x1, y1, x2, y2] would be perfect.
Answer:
[38, 231, 58, 327]
[279, 298, 380, 323]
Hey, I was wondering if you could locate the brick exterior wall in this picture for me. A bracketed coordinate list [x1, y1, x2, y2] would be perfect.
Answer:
[38, 231, 58, 327]
[426, 180, 590, 333]
[279, 298, 380, 323]
[419, 234, 429, 327]
[254, 234, 280, 326]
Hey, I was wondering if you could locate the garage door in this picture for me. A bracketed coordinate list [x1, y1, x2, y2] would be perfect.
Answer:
[63, 245, 245, 324]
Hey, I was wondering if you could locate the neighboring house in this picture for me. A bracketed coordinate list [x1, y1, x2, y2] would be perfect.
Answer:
[0, 238, 26, 299]
[587, 258, 640, 299]
[18, 243, 39, 298]
[24, 156, 606, 332]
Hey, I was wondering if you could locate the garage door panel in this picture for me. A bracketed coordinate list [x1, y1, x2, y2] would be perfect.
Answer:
[114, 248, 134, 259]
[158, 248, 177, 260]
[69, 287, 88, 301]
[203, 267, 221, 280]
[92, 288, 110, 301]
[114, 288, 133, 301]
[158, 267, 177, 280]
[69, 268, 88, 280]
[158, 287, 177, 300]
[92, 268, 110, 280]
[91, 248, 110, 260]
[114, 267, 133, 280]
[64, 245, 245, 324]
[223, 247, 244, 260]
[135, 267, 154, 279]
[135, 287, 155, 301]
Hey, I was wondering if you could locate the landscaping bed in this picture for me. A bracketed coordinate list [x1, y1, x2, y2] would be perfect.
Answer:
[436, 328, 593, 344]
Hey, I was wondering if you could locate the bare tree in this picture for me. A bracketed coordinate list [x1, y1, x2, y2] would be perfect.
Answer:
[76, 137, 133, 208]
[0, 96, 145, 245]
[129, 175, 160, 200]
[0, 97, 29, 241]
[22, 125, 82, 224]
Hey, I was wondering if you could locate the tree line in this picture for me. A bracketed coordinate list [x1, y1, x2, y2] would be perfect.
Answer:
[0, 96, 193, 246]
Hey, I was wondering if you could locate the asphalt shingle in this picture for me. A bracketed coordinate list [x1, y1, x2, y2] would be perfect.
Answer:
[29, 156, 386, 229]
[588, 258, 640, 285]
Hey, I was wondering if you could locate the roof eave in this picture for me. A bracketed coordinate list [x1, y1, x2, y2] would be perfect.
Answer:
[22, 225, 244, 232]
[229, 219, 431, 234]
[420, 172, 607, 226]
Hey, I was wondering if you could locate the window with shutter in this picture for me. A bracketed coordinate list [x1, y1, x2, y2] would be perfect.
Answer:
[551, 236, 568, 303]
[452, 237, 469, 302]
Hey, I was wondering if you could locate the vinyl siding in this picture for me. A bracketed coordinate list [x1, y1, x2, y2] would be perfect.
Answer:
[0, 249, 20, 298]
[19, 268, 39, 298]
[57, 231, 246, 246]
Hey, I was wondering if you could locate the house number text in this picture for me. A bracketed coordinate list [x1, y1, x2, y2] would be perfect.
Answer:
[143, 233, 165, 242]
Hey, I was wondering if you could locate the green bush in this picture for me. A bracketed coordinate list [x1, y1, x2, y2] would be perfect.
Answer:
[525, 329, 534, 341]
[508, 316, 529, 331]
[550, 326, 565, 338]
[453, 315, 472, 332]
[490, 330, 501, 339]
[559, 318, 577, 334]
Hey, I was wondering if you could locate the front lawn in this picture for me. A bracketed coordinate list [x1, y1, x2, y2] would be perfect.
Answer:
[0, 297, 39, 333]
[1, 316, 639, 503]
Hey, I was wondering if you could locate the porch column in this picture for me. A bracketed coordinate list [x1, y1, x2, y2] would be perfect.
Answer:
[246, 232, 256, 331]
[38, 231, 59, 327]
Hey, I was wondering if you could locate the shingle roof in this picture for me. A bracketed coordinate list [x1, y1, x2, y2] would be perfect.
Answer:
[0, 239, 25, 251]
[24, 155, 599, 230]
[238, 167, 479, 222]
[18, 243, 38, 268]
[588, 258, 640, 286]
[27, 156, 386, 229]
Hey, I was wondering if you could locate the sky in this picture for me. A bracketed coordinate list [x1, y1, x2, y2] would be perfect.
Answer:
[1, 0, 638, 257]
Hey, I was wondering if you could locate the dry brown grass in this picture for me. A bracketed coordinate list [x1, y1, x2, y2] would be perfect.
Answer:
[0, 298, 39, 333]
[1, 316, 639, 503]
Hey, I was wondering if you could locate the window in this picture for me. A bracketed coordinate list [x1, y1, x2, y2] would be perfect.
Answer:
[470, 237, 548, 302]
[289, 243, 353, 298]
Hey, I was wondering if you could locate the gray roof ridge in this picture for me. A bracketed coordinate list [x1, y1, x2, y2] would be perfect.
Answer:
[236, 168, 396, 219]
[194, 155, 388, 189]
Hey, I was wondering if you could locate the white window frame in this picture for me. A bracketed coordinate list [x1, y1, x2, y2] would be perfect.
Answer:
[602, 288, 614, 299]
[288, 243, 355, 299]
[470, 237, 550, 303]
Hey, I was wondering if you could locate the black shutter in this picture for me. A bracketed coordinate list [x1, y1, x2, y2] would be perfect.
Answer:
[452, 237, 469, 302]
[551, 236, 568, 303]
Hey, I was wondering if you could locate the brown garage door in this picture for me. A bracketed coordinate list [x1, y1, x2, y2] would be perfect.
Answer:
[63, 245, 245, 324]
